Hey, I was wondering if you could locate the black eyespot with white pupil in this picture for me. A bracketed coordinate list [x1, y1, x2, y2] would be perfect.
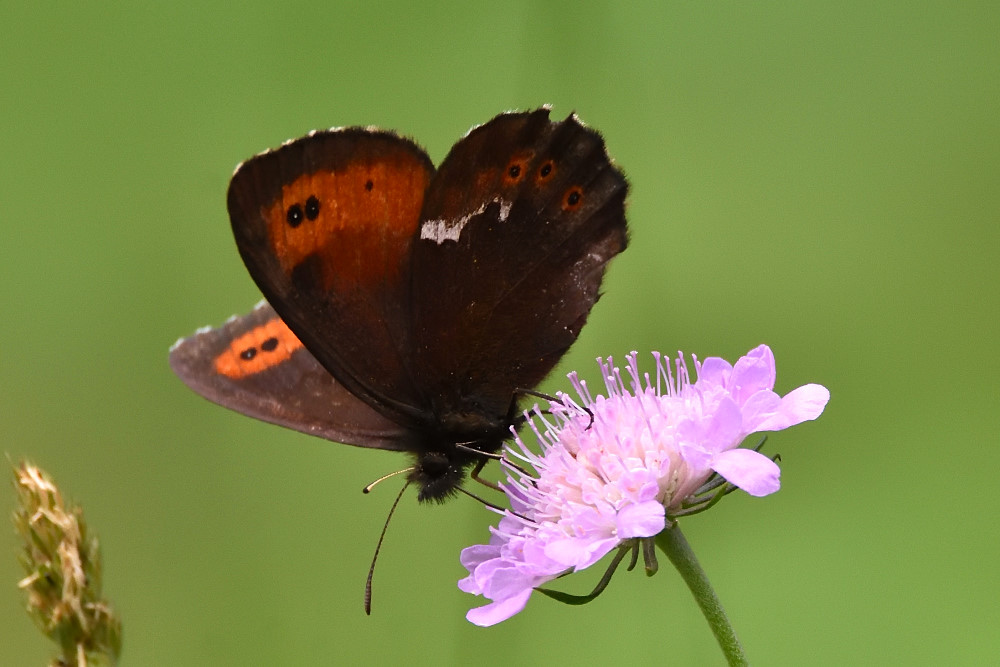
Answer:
[536, 159, 557, 185]
[504, 158, 530, 186]
[305, 196, 320, 220]
[239, 337, 280, 362]
[286, 195, 321, 228]
[563, 186, 584, 210]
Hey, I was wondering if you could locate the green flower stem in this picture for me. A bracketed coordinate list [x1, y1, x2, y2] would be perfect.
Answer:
[656, 525, 747, 666]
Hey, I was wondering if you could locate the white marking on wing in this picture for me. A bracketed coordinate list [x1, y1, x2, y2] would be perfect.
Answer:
[420, 218, 465, 243]
[419, 197, 512, 244]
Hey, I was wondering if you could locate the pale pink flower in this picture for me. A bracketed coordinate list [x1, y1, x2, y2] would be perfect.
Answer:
[459, 344, 829, 626]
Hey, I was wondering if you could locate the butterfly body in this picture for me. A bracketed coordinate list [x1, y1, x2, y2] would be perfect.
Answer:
[171, 108, 628, 502]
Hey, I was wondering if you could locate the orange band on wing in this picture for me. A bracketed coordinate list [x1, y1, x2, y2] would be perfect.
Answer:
[213, 317, 304, 379]
[263, 157, 429, 291]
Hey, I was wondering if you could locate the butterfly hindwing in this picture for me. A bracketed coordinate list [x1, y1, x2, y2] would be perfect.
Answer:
[409, 109, 629, 420]
[169, 301, 409, 451]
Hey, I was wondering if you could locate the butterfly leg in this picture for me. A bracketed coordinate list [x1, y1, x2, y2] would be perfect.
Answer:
[469, 456, 502, 493]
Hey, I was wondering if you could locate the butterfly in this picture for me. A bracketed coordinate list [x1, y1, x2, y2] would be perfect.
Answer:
[170, 108, 628, 503]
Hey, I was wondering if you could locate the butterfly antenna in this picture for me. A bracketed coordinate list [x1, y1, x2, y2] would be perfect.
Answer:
[365, 480, 410, 615]
[362, 467, 415, 494]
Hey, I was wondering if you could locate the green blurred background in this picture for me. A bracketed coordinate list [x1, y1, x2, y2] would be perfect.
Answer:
[2, 2, 997, 664]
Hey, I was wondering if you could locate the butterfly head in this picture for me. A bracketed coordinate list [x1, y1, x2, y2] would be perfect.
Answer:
[409, 426, 507, 503]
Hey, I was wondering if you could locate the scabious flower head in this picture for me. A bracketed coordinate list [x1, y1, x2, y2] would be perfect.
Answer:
[458, 344, 829, 626]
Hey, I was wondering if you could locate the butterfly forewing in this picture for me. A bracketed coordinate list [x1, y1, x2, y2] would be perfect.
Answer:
[226, 130, 435, 426]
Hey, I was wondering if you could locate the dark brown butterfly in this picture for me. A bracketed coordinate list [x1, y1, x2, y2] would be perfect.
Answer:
[170, 108, 628, 502]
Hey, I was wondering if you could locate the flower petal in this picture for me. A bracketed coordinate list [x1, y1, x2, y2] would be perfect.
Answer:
[711, 448, 780, 496]
[466, 588, 534, 627]
[754, 383, 830, 431]
[616, 500, 666, 538]
[545, 535, 619, 570]
[729, 344, 776, 402]
[480, 564, 537, 601]
[459, 544, 500, 572]
[696, 356, 733, 388]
